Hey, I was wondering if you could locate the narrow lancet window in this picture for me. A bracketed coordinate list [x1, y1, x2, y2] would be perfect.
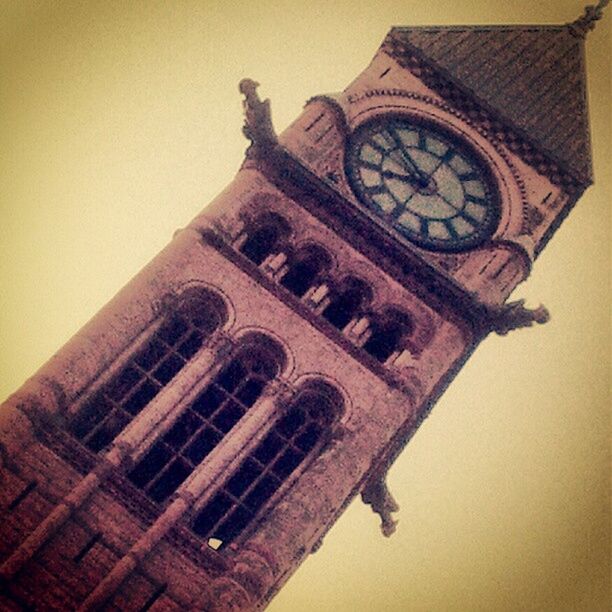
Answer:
[192, 381, 343, 548]
[128, 338, 285, 505]
[68, 289, 227, 453]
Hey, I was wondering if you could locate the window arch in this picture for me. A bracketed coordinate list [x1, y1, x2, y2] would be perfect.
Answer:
[280, 244, 332, 298]
[322, 276, 373, 330]
[68, 288, 228, 453]
[192, 380, 343, 548]
[127, 336, 286, 505]
[362, 308, 414, 363]
[239, 212, 291, 265]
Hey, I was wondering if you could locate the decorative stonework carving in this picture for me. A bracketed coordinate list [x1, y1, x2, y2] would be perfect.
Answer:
[210, 577, 253, 612]
[487, 299, 550, 336]
[209, 329, 235, 360]
[361, 475, 399, 537]
[262, 378, 295, 404]
[520, 206, 545, 236]
[239, 78, 278, 156]
[434, 253, 464, 274]
[306, 94, 350, 137]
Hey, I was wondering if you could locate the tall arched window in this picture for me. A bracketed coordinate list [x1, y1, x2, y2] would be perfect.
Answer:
[239, 213, 291, 265]
[280, 245, 332, 298]
[192, 381, 343, 549]
[127, 337, 286, 505]
[322, 276, 372, 330]
[362, 308, 413, 363]
[68, 289, 227, 453]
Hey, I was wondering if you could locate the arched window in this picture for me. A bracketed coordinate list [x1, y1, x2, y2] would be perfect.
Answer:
[192, 381, 343, 549]
[68, 289, 227, 453]
[362, 308, 413, 363]
[322, 277, 372, 330]
[239, 213, 291, 265]
[280, 245, 332, 298]
[127, 337, 285, 505]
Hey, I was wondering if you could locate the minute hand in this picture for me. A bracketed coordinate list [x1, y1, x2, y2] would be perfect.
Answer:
[387, 129, 430, 187]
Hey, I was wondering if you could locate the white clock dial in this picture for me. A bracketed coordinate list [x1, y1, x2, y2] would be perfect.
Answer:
[346, 117, 500, 251]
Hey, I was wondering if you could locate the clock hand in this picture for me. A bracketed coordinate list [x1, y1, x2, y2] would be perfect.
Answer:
[381, 169, 422, 184]
[386, 129, 430, 187]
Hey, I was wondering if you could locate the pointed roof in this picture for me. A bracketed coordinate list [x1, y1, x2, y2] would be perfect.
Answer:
[385, 23, 593, 185]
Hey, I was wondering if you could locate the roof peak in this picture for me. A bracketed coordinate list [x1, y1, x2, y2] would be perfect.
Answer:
[569, 0, 610, 38]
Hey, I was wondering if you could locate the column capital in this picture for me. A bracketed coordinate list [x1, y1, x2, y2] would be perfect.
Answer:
[209, 329, 235, 359]
[261, 379, 294, 404]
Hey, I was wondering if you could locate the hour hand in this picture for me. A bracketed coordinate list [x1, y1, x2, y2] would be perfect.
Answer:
[381, 168, 425, 187]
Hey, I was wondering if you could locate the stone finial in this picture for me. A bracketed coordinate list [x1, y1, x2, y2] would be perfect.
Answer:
[487, 299, 550, 336]
[239, 78, 277, 155]
[569, 0, 610, 37]
[361, 476, 399, 537]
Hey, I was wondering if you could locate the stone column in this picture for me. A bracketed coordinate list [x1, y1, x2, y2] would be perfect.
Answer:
[78, 379, 294, 611]
[0, 330, 233, 581]
[117, 330, 235, 459]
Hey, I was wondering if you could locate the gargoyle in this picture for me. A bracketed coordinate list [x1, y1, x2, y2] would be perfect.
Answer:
[361, 475, 399, 537]
[487, 299, 550, 336]
[239, 78, 277, 155]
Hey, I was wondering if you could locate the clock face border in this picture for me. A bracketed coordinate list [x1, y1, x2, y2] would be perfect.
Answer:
[344, 114, 502, 253]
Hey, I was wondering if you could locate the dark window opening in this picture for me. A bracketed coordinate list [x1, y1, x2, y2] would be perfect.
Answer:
[68, 289, 226, 453]
[73, 532, 102, 563]
[0, 587, 35, 611]
[363, 309, 413, 362]
[192, 383, 342, 548]
[128, 341, 283, 505]
[322, 277, 372, 330]
[139, 583, 167, 612]
[280, 246, 331, 298]
[240, 225, 280, 265]
[239, 213, 290, 265]
[8, 480, 37, 511]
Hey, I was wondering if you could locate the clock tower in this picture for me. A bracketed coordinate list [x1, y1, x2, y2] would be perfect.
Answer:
[0, 3, 608, 611]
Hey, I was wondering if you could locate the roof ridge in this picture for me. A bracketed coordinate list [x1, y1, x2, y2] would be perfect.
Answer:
[391, 25, 568, 33]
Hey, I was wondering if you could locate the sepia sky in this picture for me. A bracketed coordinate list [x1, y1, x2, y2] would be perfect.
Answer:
[0, 1, 609, 610]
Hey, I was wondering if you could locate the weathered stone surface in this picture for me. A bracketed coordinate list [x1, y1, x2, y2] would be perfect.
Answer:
[0, 12, 594, 611]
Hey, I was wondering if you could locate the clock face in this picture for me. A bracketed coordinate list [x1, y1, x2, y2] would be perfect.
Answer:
[345, 117, 500, 252]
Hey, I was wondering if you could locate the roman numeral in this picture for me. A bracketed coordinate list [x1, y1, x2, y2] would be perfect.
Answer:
[420, 217, 429, 237]
[444, 220, 459, 239]
[459, 171, 479, 181]
[418, 130, 427, 150]
[368, 137, 389, 153]
[359, 160, 382, 172]
[465, 194, 486, 205]
[390, 202, 407, 219]
[459, 209, 481, 226]
[387, 128, 407, 153]
[440, 149, 455, 164]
